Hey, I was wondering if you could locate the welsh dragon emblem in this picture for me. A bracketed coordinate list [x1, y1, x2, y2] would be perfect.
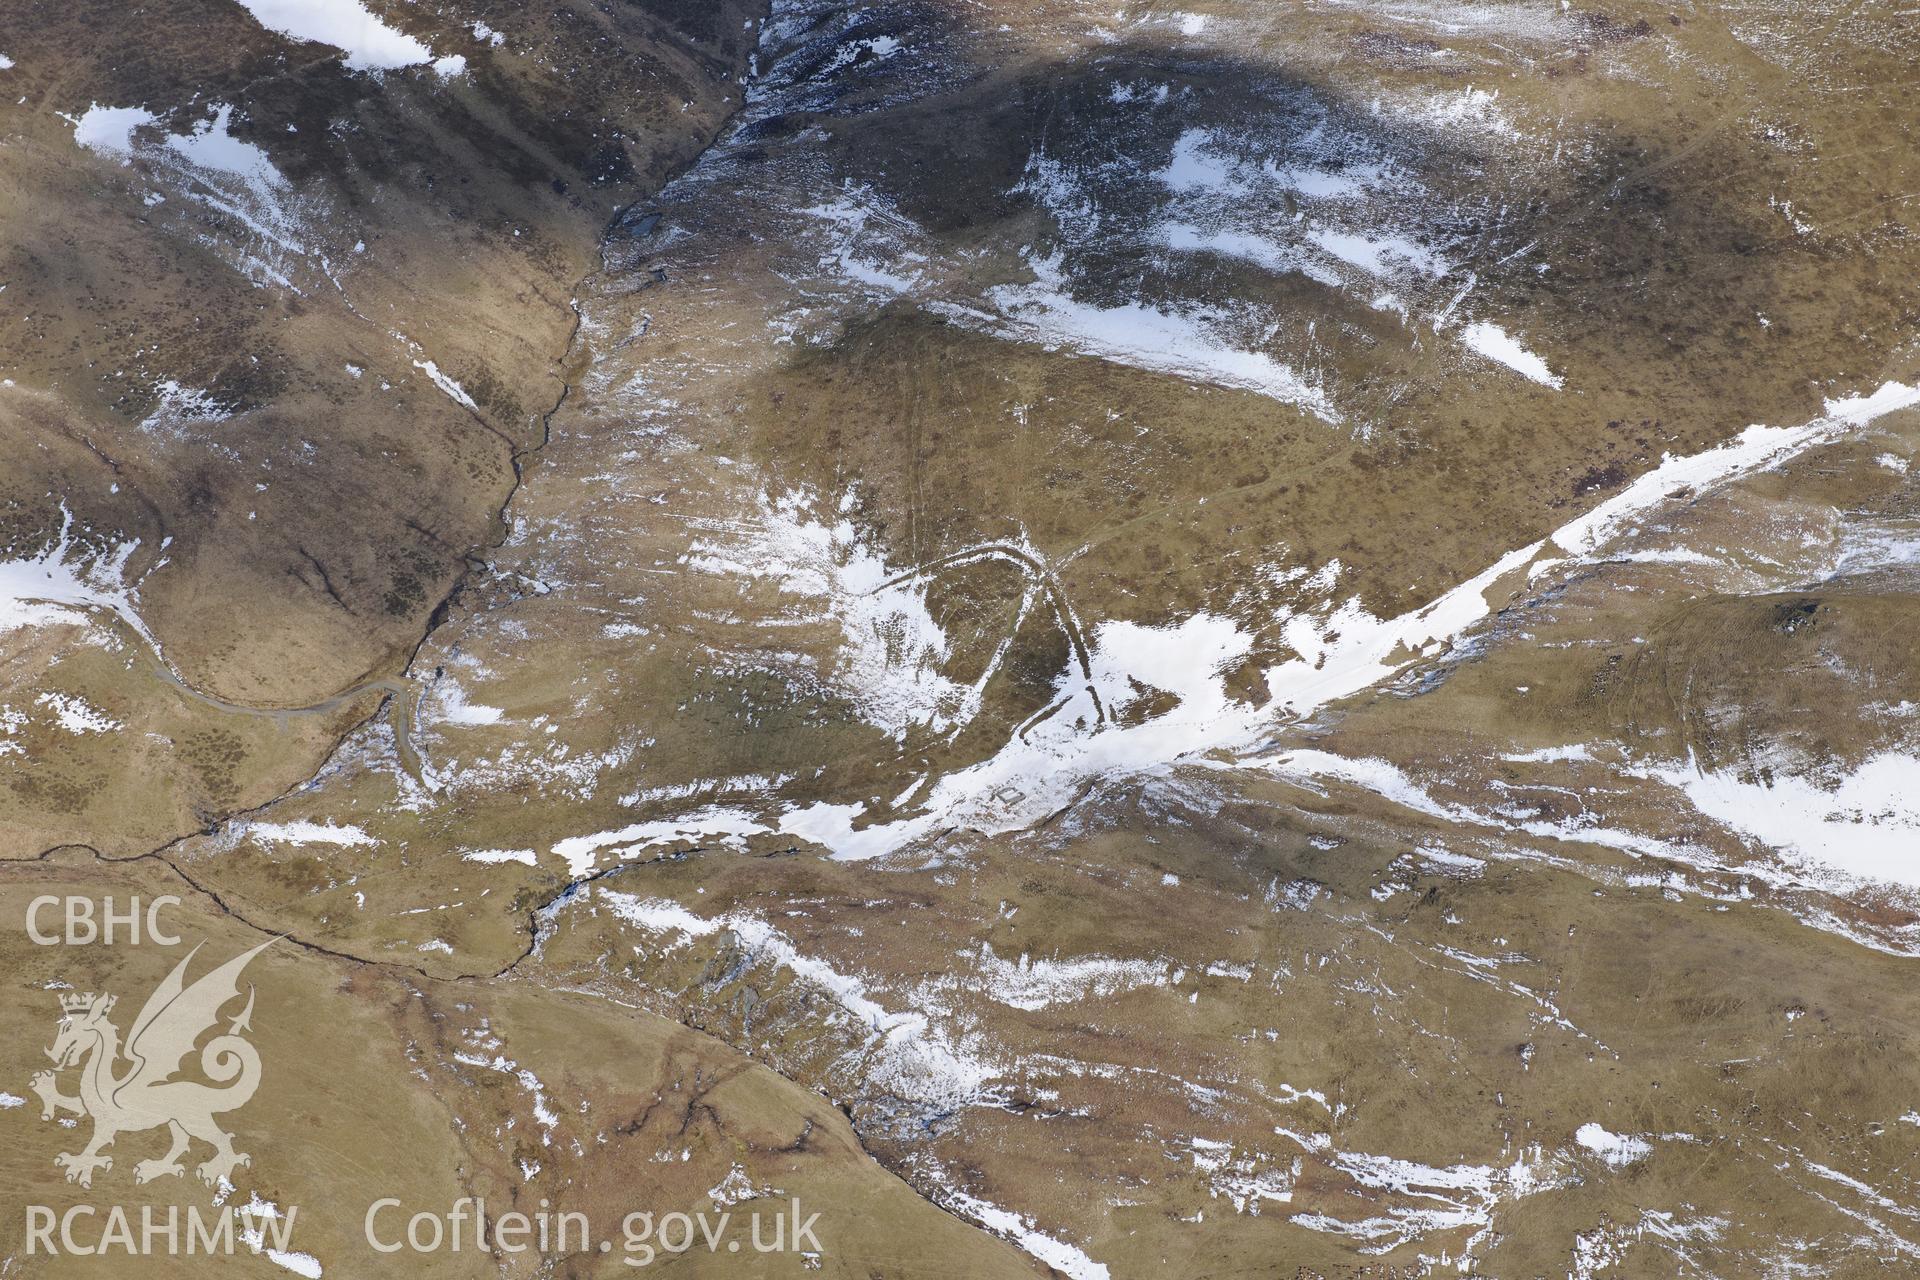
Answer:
[29, 939, 273, 1189]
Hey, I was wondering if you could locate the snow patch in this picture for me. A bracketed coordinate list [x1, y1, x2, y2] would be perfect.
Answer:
[1645, 752, 1920, 889]
[1575, 1123, 1652, 1167]
[243, 820, 376, 848]
[951, 944, 1170, 1011]
[140, 380, 232, 435]
[1503, 743, 1595, 763]
[1459, 321, 1562, 388]
[551, 808, 770, 877]
[72, 102, 321, 290]
[461, 848, 537, 867]
[966, 251, 1338, 420]
[412, 360, 480, 412]
[237, 1194, 322, 1277]
[0, 508, 156, 649]
[427, 678, 505, 727]
[599, 892, 996, 1115]
[230, 0, 435, 72]
[69, 104, 158, 160]
[684, 490, 975, 739]
[166, 104, 287, 192]
[35, 692, 121, 734]
[934, 1181, 1110, 1280]
[1292, 1144, 1567, 1256]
